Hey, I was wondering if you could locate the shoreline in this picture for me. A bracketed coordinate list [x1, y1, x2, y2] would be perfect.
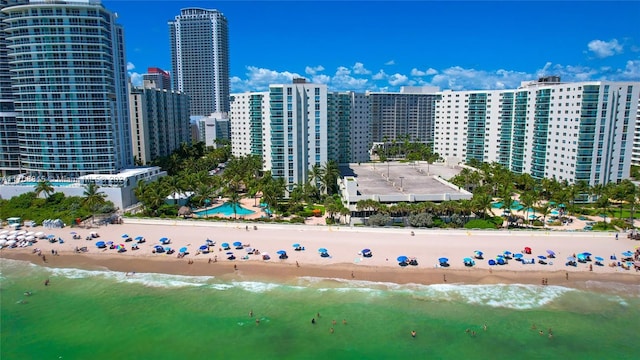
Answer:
[2, 219, 639, 293]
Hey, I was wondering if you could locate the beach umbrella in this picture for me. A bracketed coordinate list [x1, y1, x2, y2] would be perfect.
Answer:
[622, 251, 633, 257]
[153, 245, 164, 252]
[318, 248, 328, 253]
[546, 250, 555, 256]
[474, 250, 483, 256]
[276, 250, 287, 255]
[70, 231, 77, 235]
[595, 256, 604, 262]
[292, 243, 301, 248]
[160, 237, 170, 244]
[16, 235, 26, 241]
[438, 257, 449, 264]
[206, 239, 215, 246]
[537, 255, 547, 260]
[463, 257, 472, 262]
[514, 253, 523, 259]
[6, 240, 16, 246]
[0, 234, 6, 240]
[245, 247, 254, 253]
[16, 230, 26, 235]
[121, 234, 129, 239]
[199, 245, 208, 251]
[503, 251, 512, 256]
[35, 232, 45, 238]
[135, 236, 145, 242]
[95, 241, 106, 248]
[6, 235, 16, 240]
[106, 241, 114, 245]
[179, 247, 187, 253]
[47, 234, 55, 239]
[0, 230, 7, 235]
[116, 244, 124, 250]
[226, 251, 234, 255]
[25, 235, 35, 241]
[233, 241, 243, 249]
[582, 252, 592, 256]
[164, 247, 171, 252]
[221, 242, 230, 249]
[0, 239, 6, 246]
[567, 256, 576, 261]
[497, 257, 506, 265]
[488, 259, 497, 266]
[397, 255, 409, 263]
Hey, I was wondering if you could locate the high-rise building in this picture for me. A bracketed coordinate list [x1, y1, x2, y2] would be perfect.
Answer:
[434, 79, 640, 185]
[368, 86, 439, 146]
[327, 92, 370, 164]
[0, 0, 27, 176]
[1, 0, 132, 177]
[143, 67, 171, 91]
[169, 7, 230, 117]
[129, 69, 191, 165]
[198, 112, 230, 148]
[632, 100, 640, 166]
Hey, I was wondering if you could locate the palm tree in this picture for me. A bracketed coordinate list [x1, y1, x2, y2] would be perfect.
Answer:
[82, 183, 107, 222]
[321, 160, 340, 195]
[472, 194, 493, 219]
[34, 180, 54, 198]
[227, 190, 241, 220]
[308, 164, 324, 194]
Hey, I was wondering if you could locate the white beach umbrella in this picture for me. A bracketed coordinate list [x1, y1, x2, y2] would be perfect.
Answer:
[16, 230, 26, 235]
[9, 230, 18, 235]
[0, 230, 8, 235]
[6, 240, 16, 246]
[26, 231, 35, 236]
[25, 235, 35, 241]
[0, 239, 7, 246]
[0, 234, 6, 240]
[6, 235, 16, 240]
[35, 232, 45, 238]
[16, 235, 26, 241]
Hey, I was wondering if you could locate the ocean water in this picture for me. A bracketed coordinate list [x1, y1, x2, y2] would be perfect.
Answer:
[1, 259, 637, 360]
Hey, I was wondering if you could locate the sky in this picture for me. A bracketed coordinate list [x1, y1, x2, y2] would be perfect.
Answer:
[103, 0, 640, 93]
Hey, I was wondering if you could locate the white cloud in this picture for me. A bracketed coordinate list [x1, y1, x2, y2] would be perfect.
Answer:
[230, 66, 303, 92]
[305, 65, 325, 75]
[311, 74, 331, 84]
[127, 62, 135, 71]
[388, 73, 409, 86]
[587, 39, 623, 58]
[372, 70, 387, 80]
[410, 68, 438, 76]
[618, 60, 640, 79]
[429, 66, 533, 90]
[384, 60, 395, 66]
[352, 62, 371, 75]
[331, 66, 369, 91]
[129, 72, 143, 86]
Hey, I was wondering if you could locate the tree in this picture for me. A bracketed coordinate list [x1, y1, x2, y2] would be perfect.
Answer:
[82, 183, 107, 221]
[472, 194, 493, 219]
[321, 160, 340, 196]
[34, 180, 54, 198]
[227, 190, 241, 220]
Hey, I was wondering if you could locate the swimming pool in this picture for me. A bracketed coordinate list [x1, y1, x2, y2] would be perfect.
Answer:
[194, 202, 256, 217]
[17, 181, 77, 187]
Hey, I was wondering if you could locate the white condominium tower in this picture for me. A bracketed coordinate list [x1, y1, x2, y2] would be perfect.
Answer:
[230, 79, 329, 187]
[1, 0, 132, 177]
[434, 78, 640, 185]
[169, 7, 230, 117]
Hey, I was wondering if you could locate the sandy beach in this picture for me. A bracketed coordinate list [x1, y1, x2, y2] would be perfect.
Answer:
[2, 219, 639, 290]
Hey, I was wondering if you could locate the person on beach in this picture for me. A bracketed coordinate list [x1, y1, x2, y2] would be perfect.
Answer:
[539, 330, 544, 336]
[351, 271, 354, 278]
[208, 258, 212, 264]
[311, 318, 316, 324]
[42, 255, 46, 263]
[471, 331, 476, 337]
[234, 264, 237, 270]
[566, 272, 569, 280]
[249, 310, 253, 317]
[296, 261, 300, 267]
[44, 279, 50, 286]
[411, 330, 416, 338]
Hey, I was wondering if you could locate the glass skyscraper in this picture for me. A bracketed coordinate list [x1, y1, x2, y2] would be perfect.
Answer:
[169, 8, 230, 117]
[1, 0, 132, 178]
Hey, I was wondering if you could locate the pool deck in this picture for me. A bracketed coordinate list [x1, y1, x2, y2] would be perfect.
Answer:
[193, 198, 265, 220]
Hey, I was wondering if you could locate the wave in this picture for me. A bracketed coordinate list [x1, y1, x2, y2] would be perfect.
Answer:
[49, 267, 216, 288]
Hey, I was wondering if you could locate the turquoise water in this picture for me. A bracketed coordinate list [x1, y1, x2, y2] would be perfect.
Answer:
[1, 259, 637, 359]
[194, 202, 256, 216]
[18, 181, 76, 187]
[492, 201, 524, 210]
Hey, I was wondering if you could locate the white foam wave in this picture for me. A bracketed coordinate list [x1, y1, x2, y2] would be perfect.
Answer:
[582, 280, 640, 299]
[48, 267, 215, 288]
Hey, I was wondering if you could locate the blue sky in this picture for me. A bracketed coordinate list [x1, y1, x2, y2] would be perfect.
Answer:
[104, 0, 640, 93]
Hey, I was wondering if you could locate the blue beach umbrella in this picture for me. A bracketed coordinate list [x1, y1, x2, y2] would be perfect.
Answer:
[622, 251, 633, 257]
[362, 248, 371, 254]
[595, 256, 604, 261]
[233, 241, 242, 247]
[546, 250, 555, 256]
[567, 256, 576, 261]
[95, 241, 105, 248]
[276, 250, 287, 255]
[538, 255, 547, 260]
[121, 234, 129, 239]
[47, 234, 55, 239]
[438, 257, 449, 263]
[199, 245, 208, 251]
[397, 255, 409, 263]
[292, 243, 301, 248]
[164, 247, 171, 252]
[206, 239, 215, 246]
[463, 257, 472, 262]
[179, 247, 187, 253]
[582, 252, 592, 256]
[514, 253, 523, 259]
[160, 237, 170, 244]
[488, 259, 497, 266]
[221, 242, 230, 249]
[318, 248, 328, 253]
[135, 236, 144, 241]
[503, 251, 512, 256]
[474, 250, 483, 256]
[497, 257, 506, 265]
[226, 251, 234, 255]
[106, 241, 114, 246]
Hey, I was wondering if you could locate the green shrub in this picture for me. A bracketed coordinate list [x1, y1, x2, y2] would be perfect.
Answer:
[464, 219, 499, 229]
[289, 216, 306, 224]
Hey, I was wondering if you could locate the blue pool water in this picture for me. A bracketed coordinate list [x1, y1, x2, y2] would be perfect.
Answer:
[18, 181, 76, 187]
[492, 200, 523, 210]
[194, 202, 256, 216]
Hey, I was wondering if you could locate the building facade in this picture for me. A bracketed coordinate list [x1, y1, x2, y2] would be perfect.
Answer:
[198, 112, 230, 148]
[2, 0, 132, 178]
[129, 71, 191, 165]
[434, 80, 640, 185]
[143, 67, 171, 91]
[169, 7, 230, 117]
[368, 86, 439, 146]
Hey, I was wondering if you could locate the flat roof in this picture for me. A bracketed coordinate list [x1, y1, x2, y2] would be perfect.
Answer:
[340, 161, 469, 201]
